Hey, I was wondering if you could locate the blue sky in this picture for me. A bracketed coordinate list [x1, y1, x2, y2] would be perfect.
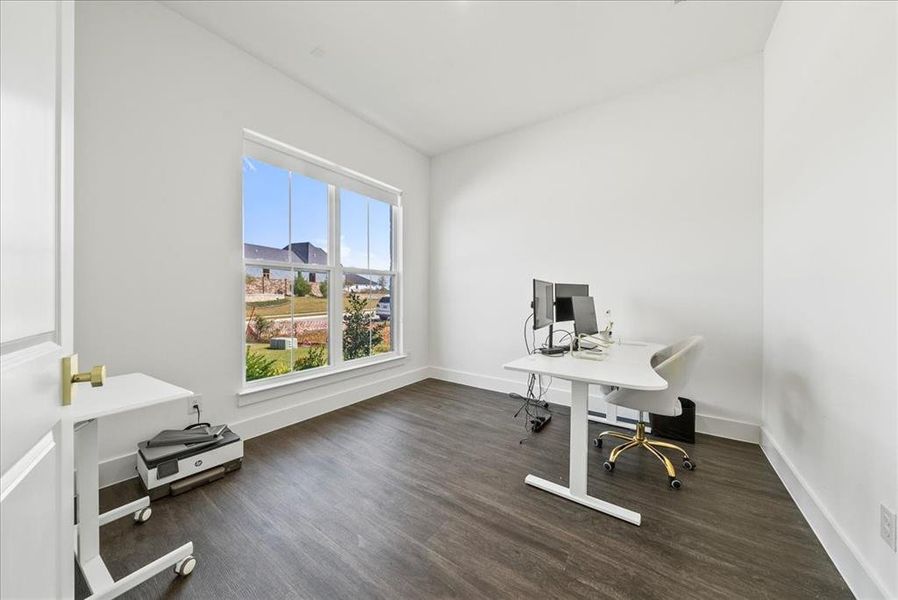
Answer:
[243, 157, 391, 270]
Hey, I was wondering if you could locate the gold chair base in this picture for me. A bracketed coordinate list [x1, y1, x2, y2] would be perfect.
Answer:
[597, 422, 694, 487]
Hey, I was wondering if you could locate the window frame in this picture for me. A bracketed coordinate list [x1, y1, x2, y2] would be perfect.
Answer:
[241, 130, 403, 394]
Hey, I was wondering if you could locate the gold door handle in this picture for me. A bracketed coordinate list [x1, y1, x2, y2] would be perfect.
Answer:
[62, 354, 106, 406]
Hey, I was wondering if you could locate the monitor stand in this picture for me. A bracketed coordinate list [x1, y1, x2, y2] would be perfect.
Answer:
[540, 324, 569, 354]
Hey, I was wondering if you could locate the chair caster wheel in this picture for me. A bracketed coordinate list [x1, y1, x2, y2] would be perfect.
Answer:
[603, 460, 615, 472]
[682, 458, 696, 471]
[133, 507, 152, 523]
[669, 477, 682, 490]
[174, 556, 196, 577]
[593, 438, 603, 448]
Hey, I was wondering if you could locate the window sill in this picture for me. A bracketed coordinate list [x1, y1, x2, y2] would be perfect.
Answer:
[237, 352, 408, 406]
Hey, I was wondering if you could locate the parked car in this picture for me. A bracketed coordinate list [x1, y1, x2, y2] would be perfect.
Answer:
[376, 295, 391, 320]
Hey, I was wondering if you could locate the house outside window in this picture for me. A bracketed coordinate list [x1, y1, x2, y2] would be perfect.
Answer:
[242, 130, 402, 385]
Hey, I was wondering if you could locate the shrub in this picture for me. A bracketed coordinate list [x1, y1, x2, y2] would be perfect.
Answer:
[294, 276, 312, 297]
[372, 324, 391, 354]
[319, 280, 328, 298]
[245, 347, 286, 381]
[294, 345, 327, 370]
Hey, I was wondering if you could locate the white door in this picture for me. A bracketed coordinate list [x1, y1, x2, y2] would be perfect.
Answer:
[0, 1, 75, 598]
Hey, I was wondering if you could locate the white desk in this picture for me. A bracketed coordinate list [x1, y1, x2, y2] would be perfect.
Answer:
[74, 374, 196, 599]
[504, 341, 667, 526]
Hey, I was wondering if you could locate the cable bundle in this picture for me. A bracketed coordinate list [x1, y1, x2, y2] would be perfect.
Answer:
[513, 313, 554, 438]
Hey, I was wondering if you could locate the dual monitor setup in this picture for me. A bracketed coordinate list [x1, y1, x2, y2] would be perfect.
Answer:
[532, 279, 600, 355]
[514, 278, 598, 434]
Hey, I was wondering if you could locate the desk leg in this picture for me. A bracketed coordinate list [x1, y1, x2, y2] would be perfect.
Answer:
[75, 420, 100, 563]
[569, 381, 589, 497]
[524, 380, 642, 526]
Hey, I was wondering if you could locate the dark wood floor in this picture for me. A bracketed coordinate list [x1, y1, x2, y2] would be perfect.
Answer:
[78, 379, 850, 599]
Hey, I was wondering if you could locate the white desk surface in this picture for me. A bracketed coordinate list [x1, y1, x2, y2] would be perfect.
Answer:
[504, 341, 668, 391]
[72, 373, 194, 421]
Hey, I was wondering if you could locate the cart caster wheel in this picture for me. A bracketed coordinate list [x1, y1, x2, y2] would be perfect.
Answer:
[593, 438, 603, 448]
[603, 460, 615, 472]
[174, 556, 196, 577]
[133, 507, 152, 523]
[669, 477, 682, 490]
[682, 458, 696, 471]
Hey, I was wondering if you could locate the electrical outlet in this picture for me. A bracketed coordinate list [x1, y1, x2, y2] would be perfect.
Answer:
[187, 395, 203, 418]
[882, 504, 897, 552]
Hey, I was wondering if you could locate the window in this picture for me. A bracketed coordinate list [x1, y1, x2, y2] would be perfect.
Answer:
[242, 131, 401, 385]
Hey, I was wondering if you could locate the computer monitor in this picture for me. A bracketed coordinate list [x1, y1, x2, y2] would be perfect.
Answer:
[572, 296, 599, 336]
[554, 283, 589, 322]
[532, 279, 554, 330]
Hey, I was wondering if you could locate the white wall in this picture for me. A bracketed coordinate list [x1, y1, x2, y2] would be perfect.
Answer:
[762, 2, 897, 598]
[74, 1, 430, 482]
[430, 56, 763, 439]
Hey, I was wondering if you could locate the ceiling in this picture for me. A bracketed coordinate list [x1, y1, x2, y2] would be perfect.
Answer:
[163, 1, 781, 156]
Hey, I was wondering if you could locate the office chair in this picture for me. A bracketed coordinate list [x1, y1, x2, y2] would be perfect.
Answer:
[594, 336, 704, 489]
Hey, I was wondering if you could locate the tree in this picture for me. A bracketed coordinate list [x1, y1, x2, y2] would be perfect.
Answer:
[294, 275, 311, 297]
[252, 314, 274, 341]
[343, 290, 382, 360]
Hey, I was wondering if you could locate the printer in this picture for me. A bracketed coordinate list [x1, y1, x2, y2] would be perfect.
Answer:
[137, 424, 243, 500]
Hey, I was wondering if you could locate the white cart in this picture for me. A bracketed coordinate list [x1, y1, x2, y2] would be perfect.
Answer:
[73, 374, 197, 599]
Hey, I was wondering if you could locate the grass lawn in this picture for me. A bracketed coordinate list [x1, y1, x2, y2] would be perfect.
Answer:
[246, 320, 390, 379]
[246, 295, 380, 319]
[246, 343, 329, 374]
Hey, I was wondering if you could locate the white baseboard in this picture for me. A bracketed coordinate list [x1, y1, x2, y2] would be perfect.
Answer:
[98, 451, 143, 488]
[98, 366, 431, 488]
[229, 366, 431, 440]
[760, 429, 889, 600]
[695, 414, 759, 444]
[428, 366, 760, 443]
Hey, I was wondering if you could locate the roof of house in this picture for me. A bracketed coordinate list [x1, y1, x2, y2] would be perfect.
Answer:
[345, 273, 376, 286]
[244, 242, 376, 286]
[244, 243, 294, 263]
[285, 242, 328, 265]
[244, 242, 329, 265]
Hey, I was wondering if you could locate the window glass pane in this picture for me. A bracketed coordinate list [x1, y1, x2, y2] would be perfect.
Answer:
[342, 274, 391, 360]
[339, 190, 393, 271]
[243, 158, 290, 261]
[290, 173, 329, 266]
[292, 271, 329, 371]
[369, 199, 392, 271]
[245, 267, 294, 381]
[340, 189, 368, 269]
[371, 275, 393, 356]
[244, 138, 399, 380]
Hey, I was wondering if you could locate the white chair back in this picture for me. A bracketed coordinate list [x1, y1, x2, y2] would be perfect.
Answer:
[604, 336, 704, 417]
